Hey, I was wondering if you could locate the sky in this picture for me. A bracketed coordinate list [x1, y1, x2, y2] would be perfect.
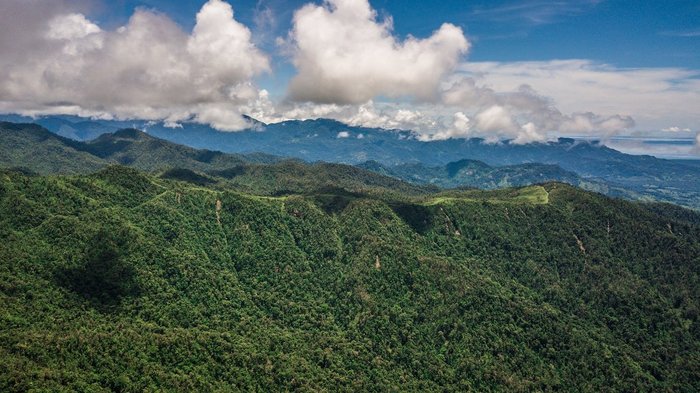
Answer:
[1, 0, 699, 146]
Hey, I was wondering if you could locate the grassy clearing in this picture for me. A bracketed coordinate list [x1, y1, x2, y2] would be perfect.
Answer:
[422, 185, 549, 206]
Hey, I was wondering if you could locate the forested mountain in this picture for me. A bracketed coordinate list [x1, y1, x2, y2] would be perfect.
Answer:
[2, 0, 698, 390]
[0, 122, 431, 197]
[360, 159, 588, 190]
[2, 115, 698, 209]
[0, 122, 275, 175]
[1, 165, 699, 391]
[2, 121, 699, 208]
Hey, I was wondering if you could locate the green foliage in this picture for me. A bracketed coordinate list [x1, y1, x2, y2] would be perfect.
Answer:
[1, 168, 699, 391]
[0, 123, 431, 199]
[58, 226, 140, 306]
[160, 168, 216, 186]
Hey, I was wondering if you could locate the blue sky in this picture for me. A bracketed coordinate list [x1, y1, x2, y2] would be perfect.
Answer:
[101, 0, 700, 68]
[1, 0, 698, 145]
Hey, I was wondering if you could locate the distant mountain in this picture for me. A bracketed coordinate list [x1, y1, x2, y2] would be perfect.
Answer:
[0, 121, 611, 200]
[359, 159, 585, 189]
[0, 121, 105, 174]
[357, 159, 661, 204]
[0, 122, 431, 197]
[677, 159, 700, 169]
[1, 117, 699, 208]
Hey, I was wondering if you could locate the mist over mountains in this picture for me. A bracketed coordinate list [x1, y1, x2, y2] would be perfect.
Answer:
[2, 115, 699, 209]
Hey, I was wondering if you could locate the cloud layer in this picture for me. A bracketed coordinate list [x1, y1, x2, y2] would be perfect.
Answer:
[458, 60, 700, 133]
[0, 0, 696, 144]
[437, 74, 636, 142]
[0, 0, 269, 130]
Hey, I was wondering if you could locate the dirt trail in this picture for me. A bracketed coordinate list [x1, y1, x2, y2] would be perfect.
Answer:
[574, 234, 586, 254]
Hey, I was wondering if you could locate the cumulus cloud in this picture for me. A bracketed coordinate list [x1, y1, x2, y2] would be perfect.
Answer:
[287, 0, 469, 104]
[457, 60, 700, 132]
[474, 105, 518, 134]
[514, 122, 547, 144]
[0, 0, 269, 131]
[47, 13, 100, 40]
[344, 102, 440, 130]
[438, 75, 635, 141]
[277, 13, 640, 144]
[254, 99, 442, 133]
[419, 112, 472, 141]
[1, 0, 693, 146]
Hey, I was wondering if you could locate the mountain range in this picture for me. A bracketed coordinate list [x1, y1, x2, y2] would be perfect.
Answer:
[1, 116, 699, 209]
[2, 118, 700, 390]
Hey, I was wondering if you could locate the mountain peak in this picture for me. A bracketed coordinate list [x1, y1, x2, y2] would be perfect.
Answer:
[111, 128, 149, 140]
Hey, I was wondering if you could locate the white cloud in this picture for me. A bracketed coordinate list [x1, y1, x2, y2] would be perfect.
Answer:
[470, 0, 603, 26]
[188, 0, 269, 86]
[343, 102, 445, 132]
[474, 105, 518, 133]
[440, 74, 635, 141]
[419, 111, 472, 141]
[456, 60, 700, 132]
[514, 122, 547, 144]
[287, 0, 469, 104]
[47, 13, 100, 40]
[0, 0, 269, 131]
[1, 0, 695, 146]
[336, 131, 350, 138]
[663, 126, 691, 132]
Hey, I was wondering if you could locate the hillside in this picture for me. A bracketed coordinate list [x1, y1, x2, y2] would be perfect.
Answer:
[4, 121, 699, 208]
[0, 122, 431, 198]
[360, 159, 586, 189]
[0, 122, 105, 174]
[1, 166, 699, 391]
[0, 122, 278, 174]
[2, 115, 698, 209]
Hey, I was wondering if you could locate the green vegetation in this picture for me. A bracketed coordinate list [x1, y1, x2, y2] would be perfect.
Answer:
[0, 122, 433, 199]
[0, 122, 104, 174]
[1, 165, 699, 391]
[361, 159, 582, 191]
[422, 185, 550, 206]
[4, 121, 700, 209]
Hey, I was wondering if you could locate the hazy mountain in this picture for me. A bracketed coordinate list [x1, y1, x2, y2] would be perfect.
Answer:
[0, 122, 431, 197]
[2, 117, 698, 208]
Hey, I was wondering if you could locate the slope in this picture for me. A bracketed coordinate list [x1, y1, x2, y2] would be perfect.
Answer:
[3, 115, 697, 209]
[0, 122, 105, 174]
[359, 159, 585, 190]
[1, 167, 699, 391]
[0, 122, 431, 197]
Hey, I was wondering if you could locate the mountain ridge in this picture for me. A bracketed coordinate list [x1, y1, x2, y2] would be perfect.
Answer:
[1, 119, 699, 208]
[1, 165, 699, 391]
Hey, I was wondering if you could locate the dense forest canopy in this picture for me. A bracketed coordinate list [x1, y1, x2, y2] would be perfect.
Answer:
[1, 164, 699, 391]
